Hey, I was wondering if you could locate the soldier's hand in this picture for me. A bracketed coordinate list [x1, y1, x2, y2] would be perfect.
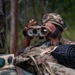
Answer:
[45, 22, 56, 34]
[23, 19, 37, 37]
[25, 19, 37, 31]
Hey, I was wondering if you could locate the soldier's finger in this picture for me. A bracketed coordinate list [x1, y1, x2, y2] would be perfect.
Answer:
[25, 26, 28, 30]
[45, 24, 52, 32]
[28, 20, 37, 27]
[31, 21, 37, 26]
[29, 19, 34, 23]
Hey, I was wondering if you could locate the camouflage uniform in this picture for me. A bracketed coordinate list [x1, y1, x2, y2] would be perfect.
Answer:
[16, 38, 75, 75]
[16, 13, 75, 75]
[41, 38, 75, 75]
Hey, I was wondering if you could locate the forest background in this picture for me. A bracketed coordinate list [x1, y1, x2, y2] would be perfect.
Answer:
[4, 0, 75, 54]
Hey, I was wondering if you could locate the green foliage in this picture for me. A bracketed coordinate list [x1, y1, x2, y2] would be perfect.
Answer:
[46, 0, 75, 41]
[6, 0, 75, 50]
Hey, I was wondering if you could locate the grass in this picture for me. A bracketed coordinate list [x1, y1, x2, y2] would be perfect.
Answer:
[62, 26, 75, 41]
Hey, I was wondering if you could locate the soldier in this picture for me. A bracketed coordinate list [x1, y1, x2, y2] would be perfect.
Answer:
[16, 13, 75, 75]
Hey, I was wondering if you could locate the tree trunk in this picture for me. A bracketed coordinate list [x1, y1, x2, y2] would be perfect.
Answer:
[31, 0, 39, 24]
[24, 0, 28, 26]
[10, 0, 19, 56]
[41, 0, 47, 15]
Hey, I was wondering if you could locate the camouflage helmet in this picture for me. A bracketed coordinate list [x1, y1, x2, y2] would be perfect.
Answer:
[42, 13, 66, 30]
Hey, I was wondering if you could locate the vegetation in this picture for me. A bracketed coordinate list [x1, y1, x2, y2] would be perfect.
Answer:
[5, 0, 75, 52]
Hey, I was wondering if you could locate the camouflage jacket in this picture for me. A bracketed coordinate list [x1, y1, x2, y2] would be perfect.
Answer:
[16, 38, 75, 75]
